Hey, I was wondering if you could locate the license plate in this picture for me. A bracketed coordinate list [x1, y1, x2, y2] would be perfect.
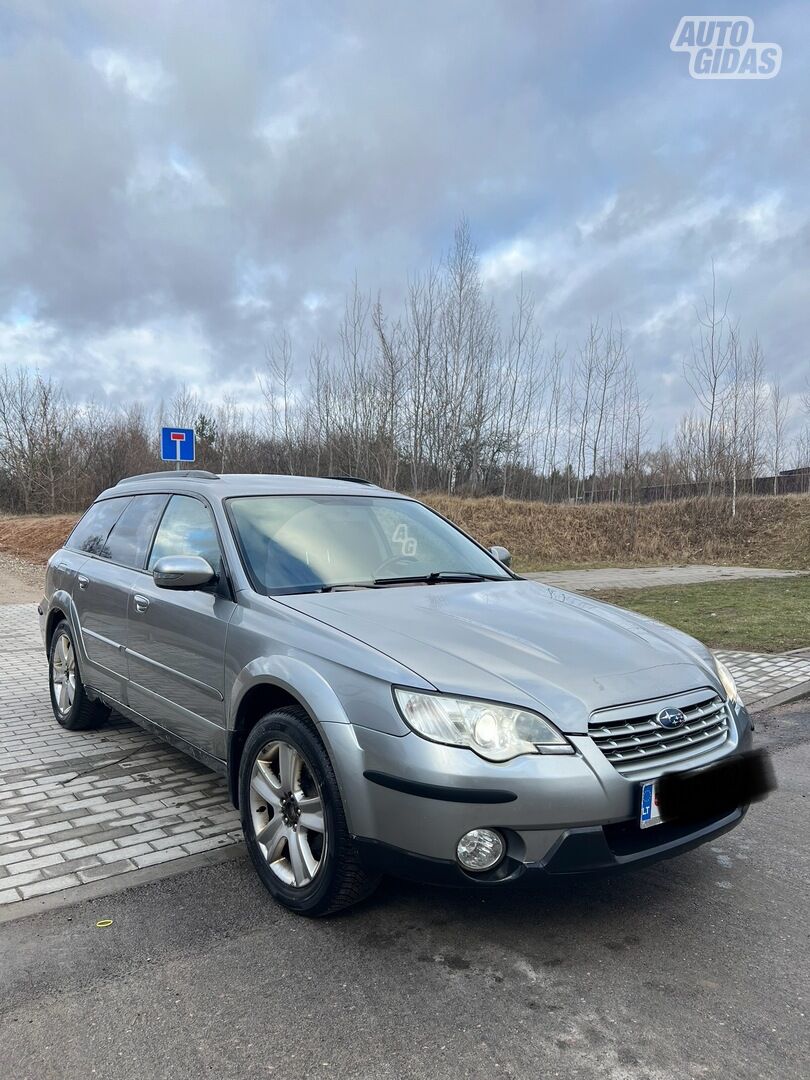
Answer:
[657, 750, 775, 824]
[640, 781, 663, 829]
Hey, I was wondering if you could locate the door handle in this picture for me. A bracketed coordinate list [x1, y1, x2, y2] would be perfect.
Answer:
[77, 574, 89, 590]
[133, 594, 150, 614]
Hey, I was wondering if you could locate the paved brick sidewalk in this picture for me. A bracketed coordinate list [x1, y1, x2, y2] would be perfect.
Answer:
[525, 565, 807, 592]
[714, 649, 810, 706]
[0, 604, 240, 906]
[1, 602, 808, 907]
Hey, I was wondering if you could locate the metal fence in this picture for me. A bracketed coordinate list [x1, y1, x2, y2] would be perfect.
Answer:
[590, 470, 810, 504]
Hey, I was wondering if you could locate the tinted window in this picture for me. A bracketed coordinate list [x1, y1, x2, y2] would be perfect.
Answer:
[148, 495, 221, 571]
[105, 494, 170, 569]
[66, 498, 132, 558]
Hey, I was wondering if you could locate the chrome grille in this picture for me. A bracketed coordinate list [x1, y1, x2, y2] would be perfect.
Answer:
[589, 691, 730, 780]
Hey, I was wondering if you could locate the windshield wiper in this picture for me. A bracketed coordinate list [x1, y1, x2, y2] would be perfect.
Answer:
[283, 572, 507, 593]
[316, 581, 376, 592]
[373, 571, 505, 586]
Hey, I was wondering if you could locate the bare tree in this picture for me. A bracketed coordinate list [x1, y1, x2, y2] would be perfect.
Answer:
[725, 324, 746, 516]
[259, 330, 296, 473]
[684, 264, 732, 494]
[574, 322, 599, 501]
[164, 383, 200, 429]
[588, 320, 625, 501]
[745, 334, 767, 492]
[0, 367, 76, 512]
[1, 224, 802, 514]
[769, 377, 789, 494]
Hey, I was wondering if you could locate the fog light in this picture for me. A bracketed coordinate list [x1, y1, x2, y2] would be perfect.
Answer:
[456, 828, 505, 872]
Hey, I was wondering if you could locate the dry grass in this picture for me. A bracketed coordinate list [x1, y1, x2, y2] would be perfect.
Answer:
[422, 493, 810, 571]
[1, 493, 808, 571]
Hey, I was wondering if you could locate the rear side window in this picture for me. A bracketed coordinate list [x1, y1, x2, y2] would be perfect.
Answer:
[148, 495, 221, 571]
[104, 494, 170, 569]
[65, 498, 132, 558]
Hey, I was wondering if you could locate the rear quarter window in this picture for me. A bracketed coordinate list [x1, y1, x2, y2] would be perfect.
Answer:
[65, 497, 132, 558]
[104, 493, 170, 569]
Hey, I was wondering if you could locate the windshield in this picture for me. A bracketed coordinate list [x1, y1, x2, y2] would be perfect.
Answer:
[226, 495, 511, 594]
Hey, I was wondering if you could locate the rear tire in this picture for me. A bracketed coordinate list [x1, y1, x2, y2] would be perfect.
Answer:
[239, 706, 379, 916]
[48, 619, 110, 731]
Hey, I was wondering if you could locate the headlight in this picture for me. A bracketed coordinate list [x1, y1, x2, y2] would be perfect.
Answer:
[393, 689, 570, 762]
[714, 658, 743, 706]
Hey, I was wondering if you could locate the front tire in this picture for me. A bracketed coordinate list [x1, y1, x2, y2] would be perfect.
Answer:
[239, 706, 379, 916]
[48, 620, 110, 731]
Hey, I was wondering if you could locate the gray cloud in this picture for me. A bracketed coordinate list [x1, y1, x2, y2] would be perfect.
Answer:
[0, 0, 807, 420]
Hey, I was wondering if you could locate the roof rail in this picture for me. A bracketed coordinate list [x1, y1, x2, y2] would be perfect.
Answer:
[323, 474, 376, 486]
[116, 470, 220, 484]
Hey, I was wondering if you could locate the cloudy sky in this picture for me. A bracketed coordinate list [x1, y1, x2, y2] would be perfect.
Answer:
[0, 0, 807, 428]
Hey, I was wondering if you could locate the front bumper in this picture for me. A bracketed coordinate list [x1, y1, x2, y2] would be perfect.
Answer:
[356, 804, 747, 886]
[331, 700, 753, 886]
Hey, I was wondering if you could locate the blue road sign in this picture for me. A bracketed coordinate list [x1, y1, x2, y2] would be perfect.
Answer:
[161, 426, 195, 463]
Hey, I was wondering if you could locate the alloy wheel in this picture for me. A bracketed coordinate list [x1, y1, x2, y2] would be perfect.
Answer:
[51, 632, 77, 717]
[249, 739, 327, 888]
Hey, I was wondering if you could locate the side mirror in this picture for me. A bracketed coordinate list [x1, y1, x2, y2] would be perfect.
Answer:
[490, 545, 512, 568]
[152, 555, 216, 590]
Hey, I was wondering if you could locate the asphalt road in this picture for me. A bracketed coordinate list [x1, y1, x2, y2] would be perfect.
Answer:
[2, 700, 808, 1080]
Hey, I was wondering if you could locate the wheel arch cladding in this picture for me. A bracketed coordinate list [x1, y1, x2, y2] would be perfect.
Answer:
[45, 604, 70, 651]
[227, 663, 352, 810]
[229, 683, 303, 806]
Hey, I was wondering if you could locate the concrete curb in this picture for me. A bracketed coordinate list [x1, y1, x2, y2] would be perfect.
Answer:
[0, 841, 246, 925]
[748, 679, 810, 715]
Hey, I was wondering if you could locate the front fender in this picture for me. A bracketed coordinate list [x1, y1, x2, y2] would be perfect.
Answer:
[230, 654, 354, 730]
[228, 656, 367, 822]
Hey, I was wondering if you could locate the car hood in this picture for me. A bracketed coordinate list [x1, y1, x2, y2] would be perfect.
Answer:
[277, 579, 720, 734]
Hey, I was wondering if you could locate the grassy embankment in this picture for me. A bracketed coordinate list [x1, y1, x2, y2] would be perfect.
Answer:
[424, 492, 810, 573]
[1, 494, 809, 571]
[1, 495, 807, 652]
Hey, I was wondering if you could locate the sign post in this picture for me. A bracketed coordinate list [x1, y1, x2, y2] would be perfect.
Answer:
[161, 426, 195, 470]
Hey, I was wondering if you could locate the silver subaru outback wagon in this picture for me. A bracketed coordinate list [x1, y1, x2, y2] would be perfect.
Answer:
[40, 471, 761, 915]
